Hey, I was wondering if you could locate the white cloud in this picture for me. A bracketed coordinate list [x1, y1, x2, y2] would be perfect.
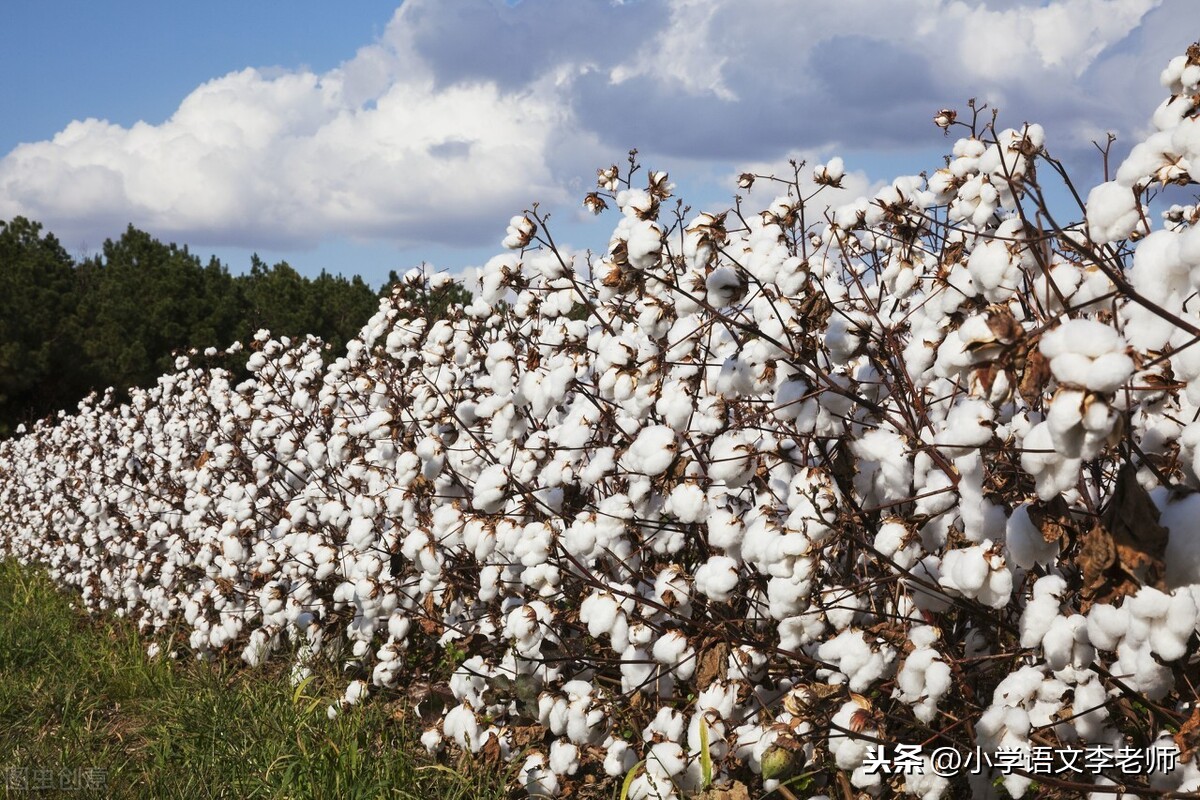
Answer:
[0, 0, 1186, 254]
[0, 5, 582, 250]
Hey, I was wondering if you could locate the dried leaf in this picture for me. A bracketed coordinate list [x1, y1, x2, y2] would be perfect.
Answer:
[1175, 707, 1200, 761]
[1103, 463, 1168, 590]
[1027, 496, 1074, 544]
[1018, 348, 1052, 406]
[695, 781, 751, 800]
[1079, 464, 1170, 609]
[479, 732, 502, 765]
[695, 641, 729, 688]
[508, 724, 545, 749]
[1078, 522, 1116, 592]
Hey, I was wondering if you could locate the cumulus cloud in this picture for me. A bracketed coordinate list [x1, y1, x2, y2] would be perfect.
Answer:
[0, 0, 1186, 253]
[0, 17, 577, 249]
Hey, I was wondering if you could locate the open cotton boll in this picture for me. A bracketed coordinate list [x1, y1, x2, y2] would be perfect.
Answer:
[967, 239, 1019, 300]
[1020, 421, 1082, 500]
[503, 215, 536, 250]
[603, 739, 637, 777]
[1087, 181, 1145, 243]
[816, 629, 895, 692]
[934, 398, 994, 455]
[694, 555, 740, 601]
[1086, 602, 1131, 652]
[707, 431, 757, 487]
[894, 629, 952, 723]
[645, 741, 688, 780]
[652, 631, 696, 680]
[825, 312, 870, 364]
[521, 753, 560, 798]
[873, 520, 920, 571]
[827, 700, 881, 788]
[1157, 492, 1200, 587]
[851, 427, 912, 504]
[548, 740, 581, 776]
[665, 482, 707, 523]
[939, 543, 1012, 609]
[472, 464, 509, 514]
[342, 679, 368, 708]
[619, 425, 677, 476]
[1005, 505, 1060, 569]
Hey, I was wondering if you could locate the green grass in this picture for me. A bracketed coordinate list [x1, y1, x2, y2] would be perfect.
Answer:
[0, 560, 514, 800]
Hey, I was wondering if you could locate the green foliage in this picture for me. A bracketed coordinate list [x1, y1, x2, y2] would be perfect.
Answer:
[0, 217, 472, 436]
[0, 559, 512, 800]
[0, 218, 79, 435]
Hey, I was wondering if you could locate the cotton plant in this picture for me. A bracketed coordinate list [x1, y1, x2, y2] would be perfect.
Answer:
[11, 44, 1200, 800]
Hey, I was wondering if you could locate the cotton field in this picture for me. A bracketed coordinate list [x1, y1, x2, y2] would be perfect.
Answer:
[6, 46, 1200, 800]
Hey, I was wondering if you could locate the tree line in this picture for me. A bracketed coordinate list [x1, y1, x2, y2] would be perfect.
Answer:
[0, 217, 468, 436]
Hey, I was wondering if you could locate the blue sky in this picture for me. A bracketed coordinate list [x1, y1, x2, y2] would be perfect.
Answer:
[1, 0, 1196, 287]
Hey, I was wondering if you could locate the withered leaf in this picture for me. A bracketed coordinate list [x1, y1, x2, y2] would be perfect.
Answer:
[695, 640, 729, 688]
[508, 724, 545, 749]
[1078, 522, 1116, 593]
[1079, 464, 1170, 609]
[1174, 706, 1200, 761]
[1018, 348, 1052, 407]
[418, 593, 444, 636]
[695, 781, 751, 800]
[1103, 463, 1169, 590]
[1027, 495, 1074, 544]
[479, 733, 502, 765]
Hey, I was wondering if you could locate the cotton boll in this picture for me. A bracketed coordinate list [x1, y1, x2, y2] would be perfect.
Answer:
[652, 631, 696, 680]
[342, 679, 368, 708]
[665, 482, 708, 523]
[603, 739, 637, 777]
[1040, 614, 1089, 671]
[645, 741, 688, 780]
[852, 427, 912, 504]
[1005, 505, 1060, 569]
[1158, 492, 1200, 588]
[935, 398, 994, 455]
[827, 700, 880, 788]
[503, 215, 536, 250]
[1086, 603, 1130, 652]
[967, 239, 1019, 300]
[619, 425, 677, 476]
[939, 543, 1011, 609]
[1020, 421, 1082, 500]
[816, 630, 895, 693]
[1071, 676, 1110, 741]
[824, 312, 869, 364]
[874, 520, 920, 571]
[694, 555, 740, 602]
[707, 431, 757, 487]
[894, 629, 952, 723]
[472, 464, 509, 514]
[548, 740, 580, 776]
[1087, 181, 1145, 243]
[522, 753, 560, 798]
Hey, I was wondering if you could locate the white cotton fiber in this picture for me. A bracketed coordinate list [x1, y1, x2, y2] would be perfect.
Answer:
[1005, 505, 1060, 569]
[619, 425, 677, 476]
[1087, 181, 1143, 244]
[694, 555, 740, 601]
[1157, 491, 1200, 588]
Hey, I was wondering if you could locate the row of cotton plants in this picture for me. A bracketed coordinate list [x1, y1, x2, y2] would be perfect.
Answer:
[7, 45, 1200, 800]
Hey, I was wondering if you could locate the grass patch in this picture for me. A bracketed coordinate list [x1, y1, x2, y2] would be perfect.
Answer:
[0, 559, 514, 799]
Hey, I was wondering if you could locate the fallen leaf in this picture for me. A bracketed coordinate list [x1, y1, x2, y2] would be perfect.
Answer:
[695, 781, 751, 800]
